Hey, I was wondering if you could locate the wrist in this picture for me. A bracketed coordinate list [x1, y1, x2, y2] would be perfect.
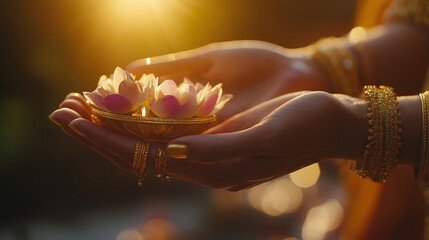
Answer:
[289, 53, 331, 92]
[397, 95, 422, 166]
[334, 95, 368, 163]
[337, 94, 422, 167]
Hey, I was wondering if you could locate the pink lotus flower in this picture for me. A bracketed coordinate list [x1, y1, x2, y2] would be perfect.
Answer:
[84, 67, 154, 114]
[150, 79, 233, 119]
[84, 67, 232, 118]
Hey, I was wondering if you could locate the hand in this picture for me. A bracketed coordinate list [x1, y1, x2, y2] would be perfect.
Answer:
[126, 40, 330, 122]
[167, 91, 367, 191]
[50, 92, 366, 191]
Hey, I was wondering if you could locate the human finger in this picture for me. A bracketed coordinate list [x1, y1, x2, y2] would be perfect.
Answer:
[168, 126, 267, 163]
[59, 99, 91, 120]
[68, 118, 136, 163]
[64, 92, 88, 107]
[49, 109, 131, 171]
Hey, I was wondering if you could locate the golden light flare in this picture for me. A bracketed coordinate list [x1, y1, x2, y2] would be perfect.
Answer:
[91, 0, 198, 52]
[290, 163, 320, 188]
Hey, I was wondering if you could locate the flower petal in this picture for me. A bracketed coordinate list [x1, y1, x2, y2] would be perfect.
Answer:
[112, 67, 133, 93]
[94, 87, 108, 98]
[210, 94, 233, 115]
[103, 94, 134, 114]
[195, 91, 219, 117]
[118, 79, 139, 106]
[136, 86, 151, 106]
[176, 94, 198, 118]
[157, 80, 177, 99]
[139, 73, 156, 86]
[150, 95, 181, 118]
[84, 91, 109, 111]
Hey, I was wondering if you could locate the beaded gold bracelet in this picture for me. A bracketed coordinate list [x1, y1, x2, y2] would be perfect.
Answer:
[416, 91, 429, 186]
[311, 37, 362, 97]
[353, 85, 402, 183]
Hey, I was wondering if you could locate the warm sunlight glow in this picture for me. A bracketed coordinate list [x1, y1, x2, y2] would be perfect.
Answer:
[142, 107, 147, 117]
[290, 163, 320, 188]
[348, 26, 367, 43]
[96, 0, 196, 51]
[302, 199, 344, 240]
[248, 177, 303, 216]
[146, 58, 151, 65]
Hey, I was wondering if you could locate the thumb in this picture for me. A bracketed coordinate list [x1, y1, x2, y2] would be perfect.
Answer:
[167, 127, 266, 162]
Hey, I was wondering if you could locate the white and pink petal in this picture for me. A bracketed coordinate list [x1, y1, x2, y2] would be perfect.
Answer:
[103, 94, 134, 114]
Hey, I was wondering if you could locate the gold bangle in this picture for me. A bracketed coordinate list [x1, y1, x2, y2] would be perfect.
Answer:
[311, 37, 361, 97]
[133, 141, 150, 187]
[417, 91, 429, 186]
[155, 143, 169, 181]
[353, 85, 402, 182]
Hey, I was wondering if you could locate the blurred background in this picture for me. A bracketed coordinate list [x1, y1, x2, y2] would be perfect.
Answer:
[0, 0, 358, 239]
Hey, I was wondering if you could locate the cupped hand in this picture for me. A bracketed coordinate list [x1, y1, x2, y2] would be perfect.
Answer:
[50, 91, 366, 192]
[126, 41, 330, 122]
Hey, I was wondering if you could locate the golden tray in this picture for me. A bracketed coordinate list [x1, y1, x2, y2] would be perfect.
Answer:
[91, 108, 216, 142]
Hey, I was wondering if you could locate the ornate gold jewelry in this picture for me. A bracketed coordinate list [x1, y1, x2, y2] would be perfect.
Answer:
[133, 141, 150, 187]
[155, 143, 170, 181]
[417, 91, 429, 186]
[311, 37, 361, 97]
[167, 144, 188, 158]
[353, 85, 402, 183]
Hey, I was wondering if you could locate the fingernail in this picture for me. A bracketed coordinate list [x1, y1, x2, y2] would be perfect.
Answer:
[167, 144, 188, 159]
[49, 114, 60, 126]
[69, 124, 84, 137]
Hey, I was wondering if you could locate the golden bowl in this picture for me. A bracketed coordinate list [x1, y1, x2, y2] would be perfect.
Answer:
[91, 108, 216, 142]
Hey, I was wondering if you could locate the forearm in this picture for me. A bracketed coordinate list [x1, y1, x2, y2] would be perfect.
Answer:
[352, 22, 429, 95]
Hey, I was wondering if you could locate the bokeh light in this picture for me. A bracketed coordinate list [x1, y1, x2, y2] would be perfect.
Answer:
[301, 199, 344, 240]
[348, 26, 367, 43]
[116, 228, 144, 240]
[142, 218, 176, 240]
[247, 177, 303, 216]
[290, 163, 321, 188]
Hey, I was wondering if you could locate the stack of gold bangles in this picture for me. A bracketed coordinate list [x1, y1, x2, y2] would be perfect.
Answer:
[417, 91, 429, 186]
[311, 37, 362, 97]
[353, 85, 402, 183]
[133, 141, 170, 187]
